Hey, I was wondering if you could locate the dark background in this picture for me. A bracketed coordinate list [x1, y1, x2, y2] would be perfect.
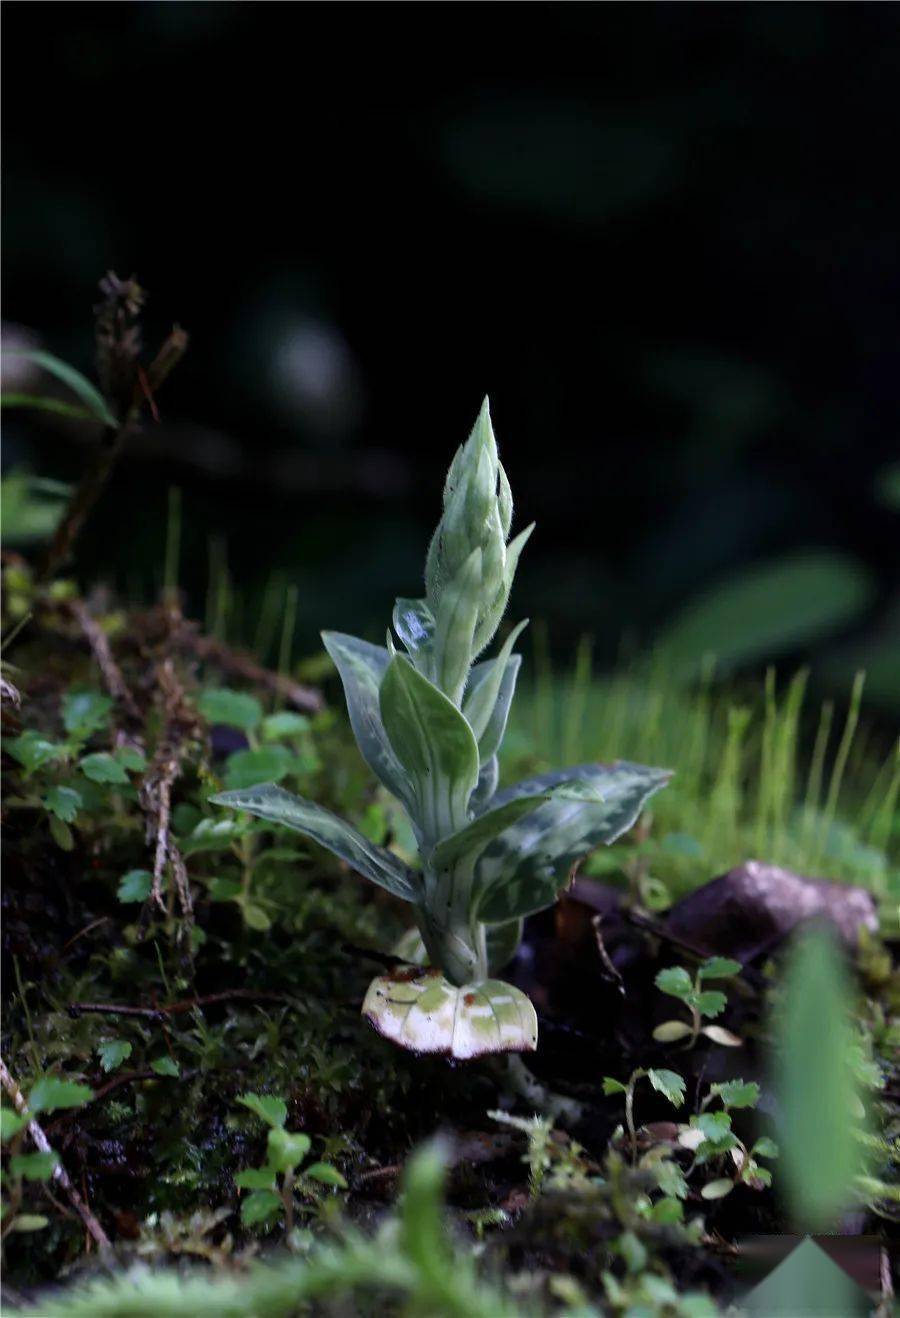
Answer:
[3, 3, 899, 704]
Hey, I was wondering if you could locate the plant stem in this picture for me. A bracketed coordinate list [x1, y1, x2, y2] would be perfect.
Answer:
[624, 1069, 645, 1164]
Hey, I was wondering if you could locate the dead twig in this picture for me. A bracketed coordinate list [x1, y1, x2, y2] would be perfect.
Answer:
[67, 599, 142, 726]
[67, 988, 294, 1023]
[0, 1056, 112, 1254]
[175, 622, 322, 714]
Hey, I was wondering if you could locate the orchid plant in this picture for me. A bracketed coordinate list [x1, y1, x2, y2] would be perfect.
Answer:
[212, 400, 669, 1058]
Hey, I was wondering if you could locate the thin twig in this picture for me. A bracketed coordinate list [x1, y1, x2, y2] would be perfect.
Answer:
[0, 1056, 112, 1254]
[68, 989, 294, 1022]
[67, 599, 141, 725]
[175, 623, 323, 714]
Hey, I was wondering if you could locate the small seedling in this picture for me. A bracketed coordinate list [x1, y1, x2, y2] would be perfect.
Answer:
[233, 1093, 347, 1234]
[653, 957, 743, 1048]
[1, 1075, 92, 1239]
[603, 1067, 686, 1163]
[677, 1080, 777, 1199]
[212, 400, 669, 1056]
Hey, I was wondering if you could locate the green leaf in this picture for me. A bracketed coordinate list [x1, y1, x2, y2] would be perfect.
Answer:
[10, 1151, 59, 1182]
[6, 730, 65, 774]
[210, 784, 419, 902]
[5, 350, 119, 428]
[79, 752, 129, 785]
[0, 1110, 27, 1141]
[475, 761, 671, 924]
[654, 967, 694, 1001]
[207, 877, 243, 901]
[655, 1160, 689, 1200]
[117, 869, 153, 902]
[62, 690, 112, 738]
[266, 1127, 311, 1173]
[700, 1177, 734, 1200]
[429, 548, 482, 703]
[379, 655, 479, 841]
[321, 632, 413, 810]
[242, 903, 272, 931]
[304, 1161, 348, 1189]
[224, 746, 293, 791]
[486, 918, 523, 974]
[698, 956, 742, 980]
[27, 1077, 93, 1114]
[8, 1213, 50, 1232]
[695, 990, 727, 1019]
[462, 621, 527, 754]
[150, 1057, 179, 1078]
[652, 1020, 693, 1043]
[237, 1093, 287, 1128]
[42, 786, 82, 823]
[648, 1068, 686, 1108]
[115, 745, 147, 773]
[97, 1040, 132, 1073]
[197, 688, 262, 732]
[48, 815, 74, 850]
[656, 550, 875, 679]
[234, 1168, 277, 1191]
[709, 1080, 759, 1110]
[430, 794, 553, 874]
[776, 926, 862, 1231]
[1, 393, 98, 422]
[691, 1112, 733, 1146]
[752, 1136, 779, 1160]
[261, 711, 310, 741]
[182, 817, 249, 855]
[240, 1189, 283, 1226]
[603, 1078, 627, 1095]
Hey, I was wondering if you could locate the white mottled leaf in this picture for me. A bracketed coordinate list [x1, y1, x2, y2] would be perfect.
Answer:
[362, 968, 537, 1059]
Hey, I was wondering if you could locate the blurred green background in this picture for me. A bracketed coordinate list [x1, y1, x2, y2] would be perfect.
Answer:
[2, 4, 898, 711]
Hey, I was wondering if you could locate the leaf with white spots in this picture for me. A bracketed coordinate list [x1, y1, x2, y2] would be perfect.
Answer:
[362, 969, 537, 1059]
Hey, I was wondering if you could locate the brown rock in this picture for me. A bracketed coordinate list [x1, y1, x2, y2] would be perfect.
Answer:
[664, 860, 878, 963]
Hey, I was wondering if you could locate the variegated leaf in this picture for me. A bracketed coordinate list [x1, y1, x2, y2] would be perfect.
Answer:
[474, 761, 671, 923]
[463, 623, 526, 758]
[469, 754, 499, 816]
[487, 918, 523, 974]
[379, 655, 479, 843]
[210, 784, 419, 902]
[321, 632, 414, 812]
[362, 968, 537, 1058]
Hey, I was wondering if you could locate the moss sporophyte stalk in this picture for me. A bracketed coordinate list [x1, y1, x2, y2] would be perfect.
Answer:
[212, 399, 670, 1058]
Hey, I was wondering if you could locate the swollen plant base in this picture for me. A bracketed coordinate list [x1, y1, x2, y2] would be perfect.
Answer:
[362, 967, 538, 1059]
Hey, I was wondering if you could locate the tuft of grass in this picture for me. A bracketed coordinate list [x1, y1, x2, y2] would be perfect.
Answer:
[506, 638, 899, 921]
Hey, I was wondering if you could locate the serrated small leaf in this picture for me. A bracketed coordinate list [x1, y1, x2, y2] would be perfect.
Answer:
[702, 1025, 743, 1047]
[198, 688, 262, 732]
[182, 817, 249, 856]
[79, 752, 129, 785]
[752, 1136, 779, 1159]
[304, 1161, 348, 1188]
[266, 1127, 311, 1173]
[695, 990, 727, 1019]
[237, 1093, 287, 1128]
[117, 869, 153, 902]
[698, 956, 742, 980]
[650, 1197, 684, 1224]
[9, 1151, 59, 1182]
[150, 1057, 179, 1078]
[603, 1078, 628, 1095]
[648, 1068, 686, 1108]
[240, 1188, 282, 1226]
[115, 745, 147, 773]
[691, 1112, 733, 1144]
[42, 786, 82, 823]
[652, 1020, 693, 1042]
[97, 1040, 132, 1073]
[62, 690, 112, 738]
[6, 731, 65, 774]
[655, 1159, 689, 1200]
[655, 967, 694, 1001]
[710, 1080, 759, 1109]
[701, 1178, 734, 1200]
[28, 1077, 93, 1114]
